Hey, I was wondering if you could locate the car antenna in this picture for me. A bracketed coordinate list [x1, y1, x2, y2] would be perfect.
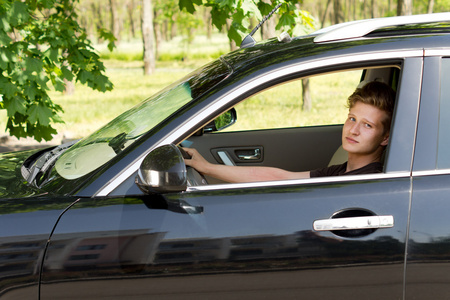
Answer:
[240, 3, 282, 49]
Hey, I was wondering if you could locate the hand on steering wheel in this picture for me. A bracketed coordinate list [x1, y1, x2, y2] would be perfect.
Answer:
[178, 146, 208, 186]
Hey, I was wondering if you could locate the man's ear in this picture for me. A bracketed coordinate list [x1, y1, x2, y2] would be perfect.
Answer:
[381, 133, 389, 146]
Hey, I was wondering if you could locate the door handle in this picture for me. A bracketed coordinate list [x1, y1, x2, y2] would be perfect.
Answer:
[313, 215, 394, 231]
[237, 148, 261, 160]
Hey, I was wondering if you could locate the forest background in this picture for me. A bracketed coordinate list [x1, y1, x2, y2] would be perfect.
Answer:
[1, 0, 449, 150]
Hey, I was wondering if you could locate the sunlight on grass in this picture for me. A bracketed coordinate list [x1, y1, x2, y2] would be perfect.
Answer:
[48, 68, 192, 138]
[98, 33, 229, 62]
[231, 70, 362, 131]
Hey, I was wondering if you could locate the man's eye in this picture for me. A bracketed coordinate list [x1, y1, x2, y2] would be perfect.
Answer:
[365, 123, 372, 128]
[349, 117, 356, 121]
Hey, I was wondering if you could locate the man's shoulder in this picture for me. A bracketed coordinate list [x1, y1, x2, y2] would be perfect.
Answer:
[310, 162, 347, 178]
[310, 161, 383, 178]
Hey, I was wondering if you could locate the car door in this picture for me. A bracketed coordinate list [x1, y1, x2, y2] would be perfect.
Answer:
[0, 195, 80, 299]
[39, 57, 421, 299]
[406, 54, 450, 299]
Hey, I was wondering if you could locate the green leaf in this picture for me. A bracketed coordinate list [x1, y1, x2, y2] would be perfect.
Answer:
[52, 77, 65, 92]
[37, 0, 57, 10]
[23, 84, 37, 101]
[91, 74, 113, 92]
[44, 47, 59, 62]
[0, 48, 13, 70]
[27, 103, 53, 126]
[218, 0, 235, 9]
[32, 124, 57, 142]
[78, 69, 93, 84]
[257, 1, 273, 15]
[179, 0, 196, 13]
[6, 96, 27, 117]
[227, 22, 246, 45]
[25, 57, 43, 74]
[0, 17, 11, 32]
[0, 81, 17, 98]
[61, 65, 74, 82]
[0, 31, 12, 45]
[210, 7, 228, 29]
[277, 13, 296, 28]
[241, 0, 261, 19]
[0, 0, 113, 141]
[7, 119, 27, 139]
[98, 28, 117, 52]
[8, 1, 30, 27]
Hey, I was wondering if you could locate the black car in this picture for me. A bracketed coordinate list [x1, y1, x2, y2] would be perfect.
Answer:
[2, 12, 450, 299]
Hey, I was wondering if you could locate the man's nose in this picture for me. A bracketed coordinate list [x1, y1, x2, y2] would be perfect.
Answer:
[349, 122, 360, 135]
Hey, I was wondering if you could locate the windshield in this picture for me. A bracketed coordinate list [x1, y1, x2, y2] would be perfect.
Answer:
[55, 81, 192, 179]
[53, 59, 230, 180]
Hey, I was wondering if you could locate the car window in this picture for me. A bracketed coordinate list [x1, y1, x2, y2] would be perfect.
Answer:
[225, 70, 362, 131]
[53, 60, 231, 181]
[437, 58, 450, 168]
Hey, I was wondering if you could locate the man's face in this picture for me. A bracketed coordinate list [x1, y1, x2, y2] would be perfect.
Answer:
[342, 101, 389, 156]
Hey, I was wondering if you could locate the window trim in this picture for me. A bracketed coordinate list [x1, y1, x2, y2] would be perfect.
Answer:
[187, 172, 412, 193]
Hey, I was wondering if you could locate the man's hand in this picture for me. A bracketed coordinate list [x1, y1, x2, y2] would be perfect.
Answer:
[183, 148, 211, 175]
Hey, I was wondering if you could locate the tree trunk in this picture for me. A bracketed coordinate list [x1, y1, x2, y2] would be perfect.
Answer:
[109, 0, 120, 42]
[153, 9, 162, 59]
[333, 0, 342, 24]
[352, 0, 356, 21]
[371, 0, 376, 18]
[321, 0, 332, 28]
[428, 0, 435, 13]
[302, 79, 312, 111]
[262, 17, 276, 40]
[261, 0, 276, 40]
[362, 0, 367, 19]
[205, 8, 212, 40]
[397, 0, 412, 16]
[171, 15, 177, 39]
[91, 2, 104, 43]
[142, 0, 156, 75]
[127, 0, 136, 39]
[226, 19, 237, 51]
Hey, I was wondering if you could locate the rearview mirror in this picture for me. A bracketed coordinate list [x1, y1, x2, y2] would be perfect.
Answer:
[204, 108, 237, 133]
[136, 144, 187, 194]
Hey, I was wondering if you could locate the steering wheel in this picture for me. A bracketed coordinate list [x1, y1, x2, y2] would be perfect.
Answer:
[177, 146, 208, 186]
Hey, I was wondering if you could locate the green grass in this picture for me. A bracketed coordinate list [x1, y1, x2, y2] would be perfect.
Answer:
[231, 71, 361, 131]
[98, 34, 229, 62]
[48, 67, 193, 138]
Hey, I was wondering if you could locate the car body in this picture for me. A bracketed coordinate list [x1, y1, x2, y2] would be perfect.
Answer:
[2, 13, 450, 299]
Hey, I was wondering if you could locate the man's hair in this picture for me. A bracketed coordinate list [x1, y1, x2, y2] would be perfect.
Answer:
[347, 81, 396, 133]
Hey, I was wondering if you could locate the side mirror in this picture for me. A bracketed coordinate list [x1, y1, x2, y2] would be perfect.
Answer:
[136, 144, 187, 194]
[204, 108, 237, 133]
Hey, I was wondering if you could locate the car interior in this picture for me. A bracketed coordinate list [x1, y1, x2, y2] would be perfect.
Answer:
[181, 66, 400, 185]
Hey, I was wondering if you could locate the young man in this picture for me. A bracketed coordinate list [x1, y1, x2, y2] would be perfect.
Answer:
[184, 81, 395, 183]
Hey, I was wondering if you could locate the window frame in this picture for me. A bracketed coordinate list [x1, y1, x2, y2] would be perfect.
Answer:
[98, 51, 423, 197]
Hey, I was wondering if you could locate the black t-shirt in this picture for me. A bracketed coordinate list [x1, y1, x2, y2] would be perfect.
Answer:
[310, 162, 383, 178]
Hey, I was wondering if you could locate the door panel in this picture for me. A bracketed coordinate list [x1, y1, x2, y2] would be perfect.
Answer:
[184, 125, 342, 183]
[41, 177, 409, 299]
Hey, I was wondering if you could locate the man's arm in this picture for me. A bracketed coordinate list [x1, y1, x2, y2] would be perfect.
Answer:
[183, 148, 310, 183]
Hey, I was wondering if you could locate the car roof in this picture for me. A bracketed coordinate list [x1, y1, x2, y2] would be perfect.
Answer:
[220, 13, 450, 73]
[312, 12, 450, 43]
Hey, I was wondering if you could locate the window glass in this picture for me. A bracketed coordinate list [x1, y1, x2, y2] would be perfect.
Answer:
[437, 59, 450, 168]
[225, 70, 362, 131]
